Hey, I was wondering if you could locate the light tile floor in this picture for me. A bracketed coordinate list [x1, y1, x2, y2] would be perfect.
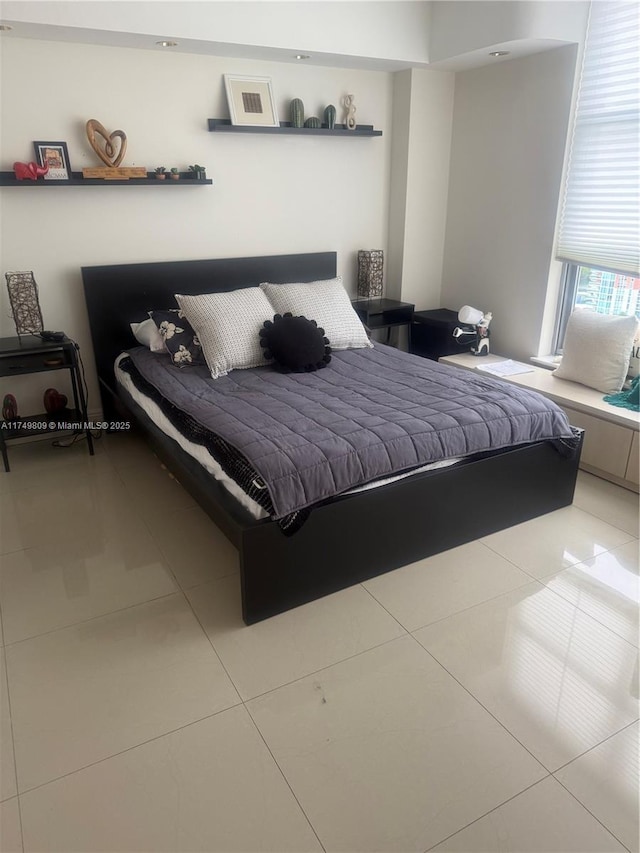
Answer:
[0, 431, 638, 853]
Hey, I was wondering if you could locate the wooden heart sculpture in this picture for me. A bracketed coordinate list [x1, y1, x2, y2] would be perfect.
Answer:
[86, 119, 127, 168]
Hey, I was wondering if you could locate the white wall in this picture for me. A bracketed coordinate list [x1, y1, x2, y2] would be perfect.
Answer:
[387, 71, 412, 301]
[387, 68, 454, 310]
[440, 45, 579, 360]
[0, 37, 393, 413]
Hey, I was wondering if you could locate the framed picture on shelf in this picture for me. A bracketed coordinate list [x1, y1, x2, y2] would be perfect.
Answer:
[224, 75, 279, 127]
[33, 141, 72, 180]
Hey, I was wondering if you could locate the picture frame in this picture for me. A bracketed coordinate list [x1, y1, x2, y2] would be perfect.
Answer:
[224, 75, 279, 128]
[33, 141, 72, 181]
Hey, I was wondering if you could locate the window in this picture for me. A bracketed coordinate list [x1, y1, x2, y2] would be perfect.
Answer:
[554, 2, 639, 350]
[555, 264, 640, 352]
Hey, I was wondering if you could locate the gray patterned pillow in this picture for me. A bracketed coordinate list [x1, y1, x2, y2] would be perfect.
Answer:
[259, 276, 372, 350]
[175, 288, 275, 379]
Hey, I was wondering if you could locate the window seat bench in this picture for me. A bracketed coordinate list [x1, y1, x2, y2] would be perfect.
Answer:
[439, 353, 639, 493]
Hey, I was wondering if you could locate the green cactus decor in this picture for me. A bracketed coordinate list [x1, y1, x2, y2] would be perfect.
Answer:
[324, 104, 336, 129]
[304, 116, 321, 128]
[290, 98, 304, 128]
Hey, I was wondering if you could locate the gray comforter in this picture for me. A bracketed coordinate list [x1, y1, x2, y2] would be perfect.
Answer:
[127, 344, 574, 518]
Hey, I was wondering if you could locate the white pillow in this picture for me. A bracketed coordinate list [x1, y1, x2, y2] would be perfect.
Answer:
[260, 276, 372, 350]
[553, 311, 639, 393]
[628, 328, 639, 380]
[175, 288, 274, 379]
[130, 318, 166, 352]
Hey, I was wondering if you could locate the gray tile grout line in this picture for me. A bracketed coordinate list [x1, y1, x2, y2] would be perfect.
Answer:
[550, 717, 639, 776]
[243, 704, 327, 853]
[10, 581, 324, 848]
[480, 536, 634, 585]
[228, 570, 567, 851]
[237, 631, 411, 702]
[477, 542, 640, 650]
[11, 704, 244, 798]
[425, 699, 634, 847]
[412, 551, 638, 652]
[175, 587, 242, 704]
[412, 633, 596, 845]
[361, 568, 539, 636]
[422, 717, 640, 852]
[404, 629, 554, 769]
[363, 582, 640, 779]
[0, 592, 5, 650]
[179, 583, 326, 849]
[410, 634, 640, 851]
[552, 773, 633, 853]
[549, 710, 640, 848]
[1, 645, 25, 852]
[421, 776, 549, 852]
[571, 498, 640, 539]
[422, 772, 631, 853]
[356, 586, 569, 784]
[0, 590, 182, 649]
[539, 584, 640, 651]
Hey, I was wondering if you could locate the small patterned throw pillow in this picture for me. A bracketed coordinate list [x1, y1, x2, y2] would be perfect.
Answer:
[148, 309, 204, 368]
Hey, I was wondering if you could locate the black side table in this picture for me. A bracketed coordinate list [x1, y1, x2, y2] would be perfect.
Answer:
[410, 308, 464, 360]
[0, 335, 94, 472]
[352, 298, 414, 344]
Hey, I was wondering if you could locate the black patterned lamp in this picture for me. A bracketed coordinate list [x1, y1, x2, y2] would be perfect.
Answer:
[357, 250, 384, 299]
[5, 271, 44, 338]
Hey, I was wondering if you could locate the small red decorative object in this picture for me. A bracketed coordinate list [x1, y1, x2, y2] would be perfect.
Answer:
[13, 161, 49, 181]
[2, 394, 18, 420]
[43, 388, 68, 413]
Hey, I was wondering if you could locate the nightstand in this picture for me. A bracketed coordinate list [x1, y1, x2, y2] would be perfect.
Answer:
[0, 335, 94, 472]
[352, 298, 414, 344]
[410, 308, 462, 360]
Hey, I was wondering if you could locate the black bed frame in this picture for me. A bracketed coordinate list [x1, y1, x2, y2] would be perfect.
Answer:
[82, 252, 583, 624]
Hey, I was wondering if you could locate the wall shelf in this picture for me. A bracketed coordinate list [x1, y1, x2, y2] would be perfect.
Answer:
[0, 171, 212, 187]
[207, 119, 382, 137]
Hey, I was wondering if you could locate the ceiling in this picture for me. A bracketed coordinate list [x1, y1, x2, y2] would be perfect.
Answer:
[0, 1, 587, 73]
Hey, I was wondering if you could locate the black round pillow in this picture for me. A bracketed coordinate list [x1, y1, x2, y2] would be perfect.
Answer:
[259, 313, 332, 373]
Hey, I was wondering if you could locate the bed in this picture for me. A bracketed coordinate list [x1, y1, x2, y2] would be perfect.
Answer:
[82, 252, 583, 624]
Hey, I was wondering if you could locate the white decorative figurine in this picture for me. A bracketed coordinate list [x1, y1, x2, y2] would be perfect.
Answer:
[452, 305, 492, 356]
[343, 94, 357, 131]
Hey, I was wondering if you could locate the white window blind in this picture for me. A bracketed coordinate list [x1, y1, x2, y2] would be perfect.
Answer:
[556, 1, 640, 276]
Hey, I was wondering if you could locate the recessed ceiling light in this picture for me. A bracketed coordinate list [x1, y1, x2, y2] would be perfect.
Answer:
[489, 51, 510, 57]
[0, 24, 13, 31]
[295, 54, 311, 60]
[156, 40, 178, 47]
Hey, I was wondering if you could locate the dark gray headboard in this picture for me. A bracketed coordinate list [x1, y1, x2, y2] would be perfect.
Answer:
[81, 251, 337, 416]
